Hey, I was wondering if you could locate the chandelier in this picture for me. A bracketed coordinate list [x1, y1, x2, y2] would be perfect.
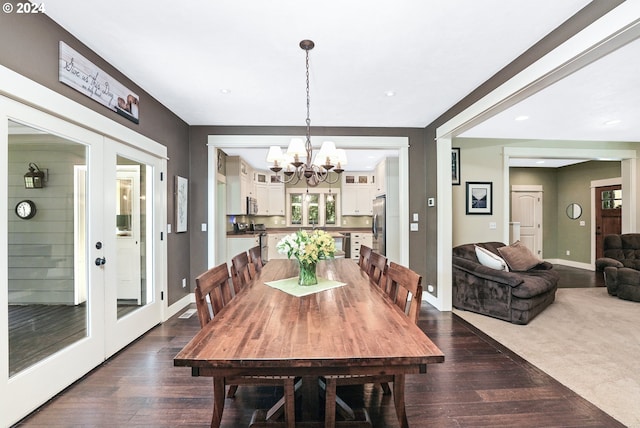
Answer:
[266, 40, 347, 186]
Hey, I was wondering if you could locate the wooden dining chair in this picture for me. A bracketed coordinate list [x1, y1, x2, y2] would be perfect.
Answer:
[194, 263, 234, 328]
[323, 262, 423, 427]
[248, 245, 264, 276]
[358, 245, 372, 272]
[367, 251, 388, 289]
[194, 263, 296, 427]
[230, 251, 253, 295]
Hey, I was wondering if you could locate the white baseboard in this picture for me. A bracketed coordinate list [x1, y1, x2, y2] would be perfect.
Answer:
[546, 258, 594, 271]
[164, 293, 195, 322]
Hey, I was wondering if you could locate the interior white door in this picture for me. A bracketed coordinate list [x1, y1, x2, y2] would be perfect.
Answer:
[511, 190, 543, 257]
[103, 140, 164, 358]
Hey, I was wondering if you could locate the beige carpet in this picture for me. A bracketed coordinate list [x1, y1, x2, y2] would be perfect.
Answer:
[454, 287, 640, 428]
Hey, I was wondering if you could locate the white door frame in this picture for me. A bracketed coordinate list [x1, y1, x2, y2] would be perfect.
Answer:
[434, 4, 640, 312]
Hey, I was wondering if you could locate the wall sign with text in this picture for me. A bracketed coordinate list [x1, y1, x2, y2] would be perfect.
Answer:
[58, 41, 140, 124]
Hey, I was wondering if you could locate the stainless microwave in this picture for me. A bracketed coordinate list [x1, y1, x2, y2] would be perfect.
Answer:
[247, 196, 258, 215]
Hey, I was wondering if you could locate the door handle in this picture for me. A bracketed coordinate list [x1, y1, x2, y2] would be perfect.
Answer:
[95, 257, 106, 266]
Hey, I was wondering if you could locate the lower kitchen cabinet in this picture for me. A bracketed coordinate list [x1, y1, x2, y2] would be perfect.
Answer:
[350, 232, 372, 262]
[226, 236, 259, 265]
[266, 233, 288, 261]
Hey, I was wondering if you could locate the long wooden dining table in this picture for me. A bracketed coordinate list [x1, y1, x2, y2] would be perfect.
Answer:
[174, 258, 444, 428]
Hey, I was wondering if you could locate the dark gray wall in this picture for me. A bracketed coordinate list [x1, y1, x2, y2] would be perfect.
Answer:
[0, 5, 191, 305]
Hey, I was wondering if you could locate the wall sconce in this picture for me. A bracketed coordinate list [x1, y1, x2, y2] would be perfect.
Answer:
[24, 163, 46, 189]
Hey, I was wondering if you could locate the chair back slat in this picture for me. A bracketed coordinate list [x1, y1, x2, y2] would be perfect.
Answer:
[367, 251, 388, 288]
[385, 262, 423, 324]
[358, 245, 372, 272]
[194, 263, 233, 328]
[248, 245, 264, 275]
[231, 251, 253, 294]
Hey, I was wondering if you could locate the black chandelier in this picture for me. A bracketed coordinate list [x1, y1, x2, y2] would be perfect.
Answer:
[266, 40, 347, 186]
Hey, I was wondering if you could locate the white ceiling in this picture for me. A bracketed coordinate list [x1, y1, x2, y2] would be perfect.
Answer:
[40, 1, 639, 169]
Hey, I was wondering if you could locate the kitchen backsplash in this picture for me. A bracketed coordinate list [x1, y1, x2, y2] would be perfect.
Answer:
[227, 215, 372, 232]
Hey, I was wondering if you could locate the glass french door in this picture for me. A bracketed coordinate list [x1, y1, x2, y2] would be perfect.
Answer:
[1, 98, 164, 426]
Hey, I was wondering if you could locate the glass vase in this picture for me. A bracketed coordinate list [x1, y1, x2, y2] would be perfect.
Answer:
[298, 261, 318, 286]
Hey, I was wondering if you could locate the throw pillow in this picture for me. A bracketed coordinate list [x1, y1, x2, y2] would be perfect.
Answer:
[475, 245, 509, 271]
[498, 241, 541, 271]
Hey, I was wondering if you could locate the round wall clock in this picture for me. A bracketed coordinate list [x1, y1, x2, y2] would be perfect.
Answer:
[15, 200, 37, 220]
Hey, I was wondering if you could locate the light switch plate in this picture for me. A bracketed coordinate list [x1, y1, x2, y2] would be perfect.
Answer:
[489, 222, 497, 230]
[167, 224, 172, 234]
[201, 223, 207, 232]
[410, 223, 419, 231]
[427, 197, 435, 207]
[412, 213, 419, 221]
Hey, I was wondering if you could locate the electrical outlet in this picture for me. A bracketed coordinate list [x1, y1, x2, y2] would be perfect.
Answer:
[566, 250, 571, 256]
[365, 219, 369, 225]
[182, 278, 187, 288]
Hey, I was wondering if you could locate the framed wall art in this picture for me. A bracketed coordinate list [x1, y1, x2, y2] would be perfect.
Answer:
[466, 181, 492, 215]
[452, 147, 460, 185]
[175, 175, 188, 232]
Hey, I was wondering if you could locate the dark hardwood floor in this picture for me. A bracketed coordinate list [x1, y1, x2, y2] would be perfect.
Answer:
[14, 266, 622, 428]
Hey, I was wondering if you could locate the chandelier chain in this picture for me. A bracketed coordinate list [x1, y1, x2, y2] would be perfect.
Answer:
[305, 46, 312, 165]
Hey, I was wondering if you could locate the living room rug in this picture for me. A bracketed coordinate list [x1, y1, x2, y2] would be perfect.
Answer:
[454, 287, 640, 428]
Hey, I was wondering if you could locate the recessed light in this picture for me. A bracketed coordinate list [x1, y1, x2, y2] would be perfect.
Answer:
[604, 119, 621, 126]
[220, 89, 231, 94]
[536, 160, 545, 164]
[385, 90, 395, 97]
[515, 115, 529, 121]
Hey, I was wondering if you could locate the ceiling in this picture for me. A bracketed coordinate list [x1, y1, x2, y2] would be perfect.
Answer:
[40, 1, 639, 169]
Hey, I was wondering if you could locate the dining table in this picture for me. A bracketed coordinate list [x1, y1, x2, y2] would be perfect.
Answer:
[174, 258, 445, 428]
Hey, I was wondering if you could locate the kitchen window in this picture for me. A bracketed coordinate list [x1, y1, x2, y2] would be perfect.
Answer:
[286, 189, 340, 227]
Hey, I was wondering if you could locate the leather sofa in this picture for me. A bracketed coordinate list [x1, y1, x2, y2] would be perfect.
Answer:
[452, 242, 559, 324]
[595, 234, 640, 302]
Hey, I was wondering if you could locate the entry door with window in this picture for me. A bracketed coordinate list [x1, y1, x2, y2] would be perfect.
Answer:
[595, 185, 622, 259]
[1, 100, 165, 427]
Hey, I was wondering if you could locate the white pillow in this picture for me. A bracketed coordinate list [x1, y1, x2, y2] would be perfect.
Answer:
[475, 245, 509, 271]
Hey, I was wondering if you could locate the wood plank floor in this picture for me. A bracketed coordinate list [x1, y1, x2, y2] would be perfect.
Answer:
[13, 266, 622, 427]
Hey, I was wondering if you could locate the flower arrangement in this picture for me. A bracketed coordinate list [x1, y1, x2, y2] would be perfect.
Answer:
[277, 230, 336, 285]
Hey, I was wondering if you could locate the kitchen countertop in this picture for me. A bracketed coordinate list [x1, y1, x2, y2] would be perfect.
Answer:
[226, 228, 371, 238]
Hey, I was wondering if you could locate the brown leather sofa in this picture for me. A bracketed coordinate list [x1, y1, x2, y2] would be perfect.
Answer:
[452, 242, 559, 324]
[595, 234, 640, 302]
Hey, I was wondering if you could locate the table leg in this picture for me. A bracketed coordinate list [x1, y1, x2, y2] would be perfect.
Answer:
[211, 377, 225, 428]
[324, 377, 337, 428]
[300, 375, 320, 421]
[393, 374, 409, 428]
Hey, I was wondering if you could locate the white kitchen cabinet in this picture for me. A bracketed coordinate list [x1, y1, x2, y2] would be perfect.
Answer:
[341, 172, 373, 216]
[226, 235, 259, 266]
[350, 232, 373, 261]
[255, 173, 285, 216]
[226, 156, 252, 215]
[267, 233, 289, 260]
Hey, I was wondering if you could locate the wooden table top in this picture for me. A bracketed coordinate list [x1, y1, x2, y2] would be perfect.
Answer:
[174, 259, 444, 376]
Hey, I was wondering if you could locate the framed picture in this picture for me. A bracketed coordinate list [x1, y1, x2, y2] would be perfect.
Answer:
[175, 176, 188, 232]
[451, 147, 461, 185]
[466, 181, 492, 215]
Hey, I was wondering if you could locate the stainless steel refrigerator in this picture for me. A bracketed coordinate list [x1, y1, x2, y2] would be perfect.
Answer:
[372, 195, 386, 255]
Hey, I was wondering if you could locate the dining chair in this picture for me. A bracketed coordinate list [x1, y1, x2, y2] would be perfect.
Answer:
[194, 263, 296, 427]
[194, 263, 234, 327]
[230, 251, 253, 295]
[248, 245, 264, 275]
[358, 245, 371, 272]
[323, 262, 423, 427]
[367, 251, 388, 289]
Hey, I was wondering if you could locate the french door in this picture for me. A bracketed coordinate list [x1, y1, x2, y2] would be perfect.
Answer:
[1, 98, 165, 426]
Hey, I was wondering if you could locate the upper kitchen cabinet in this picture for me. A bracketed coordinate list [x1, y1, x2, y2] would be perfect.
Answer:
[373, 157, 398, 197]
[255, 173, 285, 216]
[226, 156, 253, 215]
[341, 172, 373, 216]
